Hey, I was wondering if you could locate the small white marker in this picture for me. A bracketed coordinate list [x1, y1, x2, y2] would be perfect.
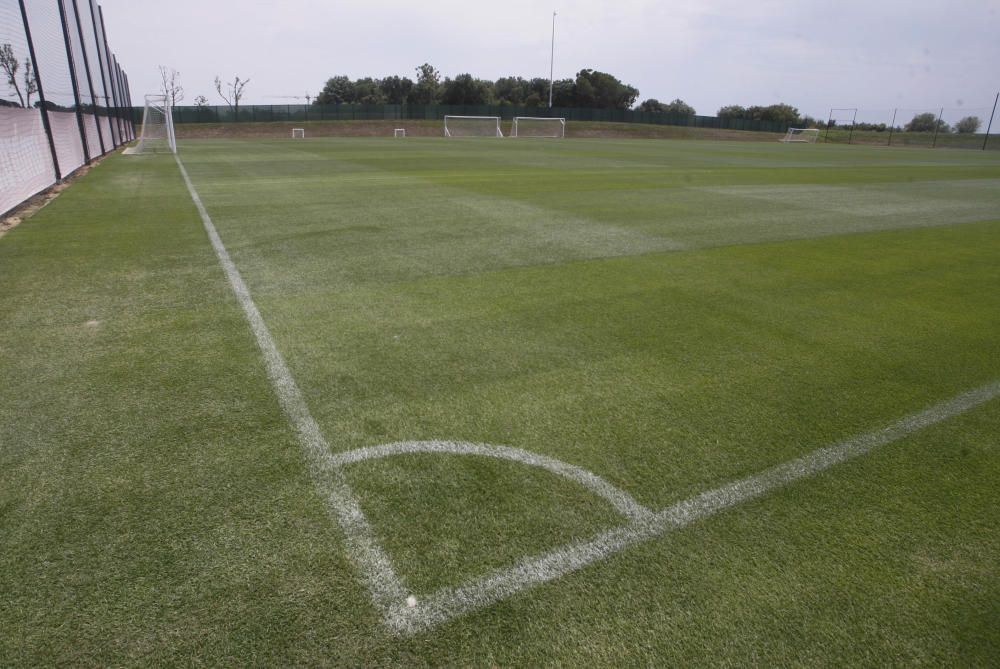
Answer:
[406, 596, 417, 608]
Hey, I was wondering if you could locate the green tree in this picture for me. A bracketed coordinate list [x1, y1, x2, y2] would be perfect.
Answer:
[378, 76, 413, 105]
[955, 116, 981, 134]
[315, 75, 355, 105]
[441, 73, 494, 105]
[410, 63, 441, 105]
[353, 77, 384, 104]
[905, 112, 949, 132]
[746, 103, 800, 125]
[663, 98, 695, 115]
[637, 98, 666, 113]
[572, 69, 638, 109]
[717, 105, 747, 119]
[494, 76, 529, 105]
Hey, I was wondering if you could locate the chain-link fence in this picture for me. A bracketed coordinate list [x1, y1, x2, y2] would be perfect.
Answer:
[1, 0, 133, 217]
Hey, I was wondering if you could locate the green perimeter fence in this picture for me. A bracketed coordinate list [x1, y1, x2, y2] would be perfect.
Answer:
[133, 102, 998, 149]
[133, 103, 790, 134]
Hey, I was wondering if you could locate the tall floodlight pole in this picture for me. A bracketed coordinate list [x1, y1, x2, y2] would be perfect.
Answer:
[548, 12, 556, 109]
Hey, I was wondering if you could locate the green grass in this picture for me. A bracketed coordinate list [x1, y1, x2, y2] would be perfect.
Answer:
[2, 137, 999, 665]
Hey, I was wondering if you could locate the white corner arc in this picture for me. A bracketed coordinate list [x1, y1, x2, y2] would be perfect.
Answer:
[331, 440, 653, 522]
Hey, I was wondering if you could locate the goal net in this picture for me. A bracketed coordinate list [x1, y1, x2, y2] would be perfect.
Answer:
[124, 95, 176, 154]
[292, 128, 305, 138]
[780, 128, 820, 143]
[444, 116, 503, 137]
[512, 117, 565, 138]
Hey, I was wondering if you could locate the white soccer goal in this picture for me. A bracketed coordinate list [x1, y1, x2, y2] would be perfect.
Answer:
[123, 94, 176, 154]
[780, 127, 820, 143]
[512, 117, 566, 138]
[443, 115, 503, 137]
[394, 128, 406, 137]
[292, 128, 305, 139]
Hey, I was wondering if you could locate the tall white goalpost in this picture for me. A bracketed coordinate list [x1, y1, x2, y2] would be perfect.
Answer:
[443, 115, 503, 137]
[780, 127, 820, 143]
[512, 117, 565, 138]
[124, 94, 177, 154]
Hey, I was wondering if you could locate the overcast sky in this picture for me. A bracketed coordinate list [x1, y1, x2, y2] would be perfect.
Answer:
[99, 0, 1000, 124]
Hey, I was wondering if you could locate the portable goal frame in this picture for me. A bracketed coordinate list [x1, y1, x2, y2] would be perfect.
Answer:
[124, 94, 176, 154]
[443, 115, 503, 137]
[511, 117, 566, 138]
[780, 127, 820, 143]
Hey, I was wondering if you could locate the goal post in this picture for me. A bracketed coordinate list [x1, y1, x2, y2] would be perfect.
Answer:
[443, 115, 503, 137]
[512, 117, 565, 138]
[291, 128, 305, 138]
[123, 94, 176, 154]
[394, 128, 406, 137]
[780, 127, 820, 143]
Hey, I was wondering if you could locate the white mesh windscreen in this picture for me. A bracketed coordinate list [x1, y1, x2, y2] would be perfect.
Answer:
[22, 0, 87, 174]
[0, 101, 56, 214]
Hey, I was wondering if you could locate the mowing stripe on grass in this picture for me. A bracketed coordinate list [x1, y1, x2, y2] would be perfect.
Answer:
[174, 154, 410, 615]
[175, 152, 1000, 637]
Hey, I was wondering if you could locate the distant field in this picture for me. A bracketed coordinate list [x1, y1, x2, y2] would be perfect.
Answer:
[2, 137, 999, 665]
[169, 118, 786, 141]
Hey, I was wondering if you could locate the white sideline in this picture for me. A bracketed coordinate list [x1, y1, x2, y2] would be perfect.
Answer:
[176, 153, 1000, 636]
[174, 155, 409, 615]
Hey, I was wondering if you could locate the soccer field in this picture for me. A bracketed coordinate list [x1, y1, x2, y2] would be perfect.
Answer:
[2, 137, 999, 665]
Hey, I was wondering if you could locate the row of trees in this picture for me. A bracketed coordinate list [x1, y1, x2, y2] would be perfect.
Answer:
[315, 64, 641, 110]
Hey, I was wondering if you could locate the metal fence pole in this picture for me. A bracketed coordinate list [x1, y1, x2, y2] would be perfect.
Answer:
[931, 107, 943, 148]
[56, 0, 91, 162]
[984, 92, 998, 151]
[70, 0, 106, 155]
[91, 2, 118, 147]
[18, 0, 62, 180]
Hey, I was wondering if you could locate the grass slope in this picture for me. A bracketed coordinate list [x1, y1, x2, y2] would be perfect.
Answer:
[1, 138, 999, 665]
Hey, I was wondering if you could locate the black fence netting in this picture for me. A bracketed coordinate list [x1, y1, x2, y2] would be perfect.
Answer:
[1, 0, 133, 217]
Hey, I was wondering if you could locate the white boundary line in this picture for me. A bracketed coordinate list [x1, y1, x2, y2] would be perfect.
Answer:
[175, 154, 409, 615]
[176, 153, 1000, 636]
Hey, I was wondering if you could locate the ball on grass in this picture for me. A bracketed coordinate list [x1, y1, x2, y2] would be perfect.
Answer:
[406, 595, 417, 608]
